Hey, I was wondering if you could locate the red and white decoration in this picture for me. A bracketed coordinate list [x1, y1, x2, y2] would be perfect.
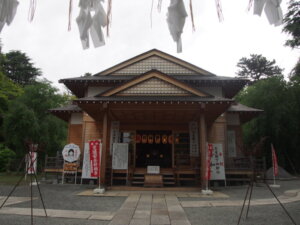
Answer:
[62, 143, 81, 163]
[26, 151, 37, 175]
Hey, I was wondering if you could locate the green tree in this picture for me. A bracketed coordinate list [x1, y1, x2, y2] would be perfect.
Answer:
[236, 54, 283, 81]
[283, 0, 300, 49]
[236, 76, 300, 173]
[3, 81, 69, 160]
[0, 72, 23, 114]
[0, 50, 41, 85]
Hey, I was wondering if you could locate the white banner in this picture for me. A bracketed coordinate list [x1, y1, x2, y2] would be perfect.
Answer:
[210, 143, 226, 180]
[81, 143, 97, 179]
[189, 121, 199, 157]
[227, 130, 237, 158]
[110, 121, 120, 155]
[26, 152, 37, 174]
[112, 143, 128, 170]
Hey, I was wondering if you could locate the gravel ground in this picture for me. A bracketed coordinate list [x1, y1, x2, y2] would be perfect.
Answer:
[185, 202, 300, 225]
[0, 179, 299, 225]
[0, 214, 109, 225]
[0, 184, 126, 211]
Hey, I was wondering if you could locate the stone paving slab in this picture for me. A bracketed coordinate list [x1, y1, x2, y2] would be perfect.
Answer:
[76, 190, 229, 198]
[0, 196, 38, 206]
[180, 191, 300, 207]
[0, 207, 114, 220]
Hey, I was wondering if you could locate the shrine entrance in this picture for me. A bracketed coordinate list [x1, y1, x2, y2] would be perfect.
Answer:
[135, 130, 172, 168]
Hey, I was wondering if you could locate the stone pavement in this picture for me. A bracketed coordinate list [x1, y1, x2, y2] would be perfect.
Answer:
[108, 194, 191, 225]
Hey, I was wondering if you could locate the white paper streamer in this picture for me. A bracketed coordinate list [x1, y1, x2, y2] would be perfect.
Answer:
[253, 0, 283, 26]
[166, 0, 187, 53]
[76, 0, 107, 49]
[0, 0, 19, 33]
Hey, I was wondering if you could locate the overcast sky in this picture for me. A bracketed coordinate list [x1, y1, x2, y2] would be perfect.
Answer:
[1, 0, 299, 92]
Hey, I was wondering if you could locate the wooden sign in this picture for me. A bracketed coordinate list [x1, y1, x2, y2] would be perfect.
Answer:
[63, 163, 78, 172]
[112, 143, 128, 170]
[110, 121, 120, 154]
[189, 121, 199, 157]
[147, 166, 160, 174]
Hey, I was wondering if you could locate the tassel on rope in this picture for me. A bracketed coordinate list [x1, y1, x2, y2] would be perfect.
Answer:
[68, 0, 73, 31]
[247, 0, 254, 12]
[106, 0, 112, 37]
[157, 0, 162, 13]
[189, 0, 195, 31]
[215, 0, 224, 22]
[28, 0, 37, 22]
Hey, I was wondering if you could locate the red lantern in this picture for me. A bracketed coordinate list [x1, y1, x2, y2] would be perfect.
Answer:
[155, 135, 161, 144]
[162, 135, 168, 144]
[142, 135, 148, 144]
[136, 134, 141, 143]
[148, 135, 154, 144]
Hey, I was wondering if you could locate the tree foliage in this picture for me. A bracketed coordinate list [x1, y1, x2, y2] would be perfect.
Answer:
[2, 81, 69, 159]
[236, 54, 283, 81]
[0, 50, 41, 85]
[283, 0, 300, 49]
[236, 76, 300, 173]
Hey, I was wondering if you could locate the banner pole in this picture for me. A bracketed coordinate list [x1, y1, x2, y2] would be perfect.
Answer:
[273, 153, 276, 186]
[99, 142, 101, 189]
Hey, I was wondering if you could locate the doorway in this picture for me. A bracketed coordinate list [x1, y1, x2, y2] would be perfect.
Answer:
[135, 130, 172, 168]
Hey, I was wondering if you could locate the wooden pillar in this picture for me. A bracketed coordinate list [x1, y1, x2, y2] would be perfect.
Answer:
[100, 110, 108, 186]
[199, 114, 207, 189]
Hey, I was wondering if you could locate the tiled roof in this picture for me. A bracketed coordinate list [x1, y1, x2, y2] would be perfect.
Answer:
[227, 103, 263, 112]
[76, 95, 233, 103]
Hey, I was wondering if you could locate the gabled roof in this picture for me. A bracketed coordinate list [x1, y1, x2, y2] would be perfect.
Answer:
[94, 49, 215, 76]
[97, 70, 210, 97]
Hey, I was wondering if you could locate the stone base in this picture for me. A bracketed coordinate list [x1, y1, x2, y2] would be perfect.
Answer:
[93, 188, 105, 194]
[201, 189, 213, 195]
[270, 184, 281, 188]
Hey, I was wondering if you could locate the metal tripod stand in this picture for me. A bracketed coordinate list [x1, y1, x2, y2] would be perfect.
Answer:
[0, 146, 47, 225]
[237, 162, 296, 225]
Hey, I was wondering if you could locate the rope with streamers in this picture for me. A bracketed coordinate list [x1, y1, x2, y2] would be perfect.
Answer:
[189, 0, 195, 31]
[106, 0, 112, 37]
[215, 0, 224, 22]
[68, 0, 73, 31]
[157, 0, 162, 13]
[28, 0, 37, 22]
[247, 0, 254, 12]
[150, 0, 154, 28]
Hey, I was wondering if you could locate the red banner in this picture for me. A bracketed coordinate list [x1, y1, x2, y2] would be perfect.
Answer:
[205, 143, 213, 180]
[271, 144, 278, 176]
[89, 140, 101, 178]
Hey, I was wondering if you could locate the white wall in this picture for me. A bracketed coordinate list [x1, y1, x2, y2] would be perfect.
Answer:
[227, 113, 240, 125]
[87, 86, 111, 97]
[70, 113, 83, 124]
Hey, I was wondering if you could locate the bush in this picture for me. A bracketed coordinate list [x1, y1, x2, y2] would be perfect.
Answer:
[0, 145, 16, 172]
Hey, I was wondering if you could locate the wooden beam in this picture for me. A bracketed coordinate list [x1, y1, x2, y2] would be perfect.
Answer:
[100, 110, 108, 186]
[199, 114, 207, 189]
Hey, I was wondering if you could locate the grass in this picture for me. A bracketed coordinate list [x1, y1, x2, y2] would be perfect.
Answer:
[0, 172, 42, 185]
